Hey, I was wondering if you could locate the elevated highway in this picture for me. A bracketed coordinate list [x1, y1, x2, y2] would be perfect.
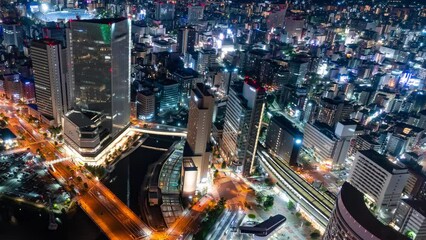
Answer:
[130, 126, 187, 137]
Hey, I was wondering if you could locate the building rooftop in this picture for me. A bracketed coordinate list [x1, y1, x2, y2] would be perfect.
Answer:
[254, 214, 286, 230]
[159, 79, 179, 86]
[138, 90, 154, 97]
[271, 116, 303, 138]
[66, 110, 99, 127]
[405, 151, 420, 159]
[153, 39, 172, 46]
[312, 122, 338, 141]
[395, 123, 424, 136]
[72, 18, 126, 25]
[358, 135, 379, 145]
[200, 48, 216, 54]
[244, 77, 265, 93]
[339, 182, 409, 240]
[321, 97, 344, 105]
[31, 38, 62, 48]
[339, 119, 358, 126]
[194, 83, 212, 97]
[132, 20, 147, 27]
[358, 150, 406, 173]
[172, 68, 199, 79]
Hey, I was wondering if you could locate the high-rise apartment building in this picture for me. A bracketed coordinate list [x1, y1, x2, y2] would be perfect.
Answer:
[317, 98, 353, 127]
[323, 182, 408, 240]
[303, 121, 355, 166]
[1, 21, 24, 51]
[288, 59, 309, 85]
[303, 100, 317, 124]
[170, 68, 201, 107]
[186, 83, 214, 183]
[197, 48, 217, 74]
[65, 18, 131, 159]
[3, 73, 22, 102]
[348, 150, 409, 211]
[349, 134, 381, 156]
[42, 22, 67, 47]
[158, 80, 179, 112]
[386, 133, 408, 157]
[302, 122, 337, 163]
[333, 120, 357, 166]
[31, 39, 66, 126]
[177, 26, 196, 54]
[21, 78, 36, 102]
[136, 90, 155, 120]
[418, 110, 426, 130]
[404, 170, 426, 200]
[221, 79, 265, 176]
[187, 5, 204, 24]
[265, 116, 303, 166]
[394, 199, 426, 239]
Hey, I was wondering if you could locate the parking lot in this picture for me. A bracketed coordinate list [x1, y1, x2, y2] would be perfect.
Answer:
[0, 152, 71, 212]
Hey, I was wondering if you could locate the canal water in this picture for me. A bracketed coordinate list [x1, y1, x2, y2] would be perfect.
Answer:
[104, 135, 179, 215]
[0, 199, 102, 240]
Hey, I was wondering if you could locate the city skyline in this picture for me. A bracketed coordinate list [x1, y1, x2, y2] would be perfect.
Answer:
[0, 0, 425, 239]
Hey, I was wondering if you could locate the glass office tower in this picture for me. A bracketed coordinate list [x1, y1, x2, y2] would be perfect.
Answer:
[67, 18, 131, 138]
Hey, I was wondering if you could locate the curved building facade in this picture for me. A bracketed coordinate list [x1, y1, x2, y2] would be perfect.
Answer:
[323, 182, 408, 240]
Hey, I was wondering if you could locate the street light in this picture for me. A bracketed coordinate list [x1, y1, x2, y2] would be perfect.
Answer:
[40, 3, 49, 13]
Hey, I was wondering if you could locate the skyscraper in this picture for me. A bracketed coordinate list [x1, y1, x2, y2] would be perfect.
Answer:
[65, 18, 131, 159]
[266, 8, 287, 30]
[348, 150, 409, 212]
[158, 80, 179, 112]
[303, 121, 355, 166]
[288, 59, 309, 84]
[265, 116, 303, 166]
[31, 39, 66, 126]
[42, 23, 67, 47]
[284, 15, 305, 42]
[221, 79, 265, 176]
[197, 48, 217, 74]
[333, 120, 357, 166]
[67, 18, 131, 139]
[177, 26, 196, 54]
[186, 83, 214, 183]
[317, 98, 353, 128]
[349, 134, 381, 156]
